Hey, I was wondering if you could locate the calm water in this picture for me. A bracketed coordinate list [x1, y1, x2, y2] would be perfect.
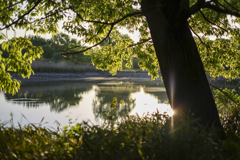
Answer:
[0, 80, 172, 128]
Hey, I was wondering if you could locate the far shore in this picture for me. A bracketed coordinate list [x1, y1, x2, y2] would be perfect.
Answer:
[11, 71, 239, 87]
[11, 71, 163, 83]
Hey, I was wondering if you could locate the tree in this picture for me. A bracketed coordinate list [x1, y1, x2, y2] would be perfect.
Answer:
[27, 35, 54, 59]
[98, 30, 136, 69]
[1, 0, 240, 131]
[99, 30, 133, 47]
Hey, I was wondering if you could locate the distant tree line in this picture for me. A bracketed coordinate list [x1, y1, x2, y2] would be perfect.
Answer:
[0, 31, 140, 68]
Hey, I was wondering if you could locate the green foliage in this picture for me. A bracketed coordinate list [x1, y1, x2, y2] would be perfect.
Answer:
[214, 88, 240, 143]
[0, 37, 43, 95]
[196, 38, 240, 79]
[0, 0, 239, 92]
[0, 118, 76, 159]
[27, 33, 93, 64]
[214, 88, 240, 114]
[99, 30, 132, 47]
[110, 97, 117, 109]
[189, 0, 240, 80]
[0, 32, 94, 95]
[85, 33, 159, 79]
[1, 111, 239, 159]
[1, 1, 240, 158]
[0, 0, 160, 87]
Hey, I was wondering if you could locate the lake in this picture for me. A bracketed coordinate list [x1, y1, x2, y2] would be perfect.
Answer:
[0, 79, 172, 129]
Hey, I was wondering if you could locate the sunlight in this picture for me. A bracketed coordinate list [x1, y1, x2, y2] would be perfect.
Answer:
[170, 72, 175, 129]
[170, 72, 175, 112]
[130, 87, 173, 116]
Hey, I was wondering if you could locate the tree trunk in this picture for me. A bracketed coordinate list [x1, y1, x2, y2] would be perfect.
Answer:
[141, 0, 223, 130]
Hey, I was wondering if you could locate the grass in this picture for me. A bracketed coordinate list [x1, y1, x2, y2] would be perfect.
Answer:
[0, 109, 240, 160]
[31, 60, 97, 73]
[31, 60, 148, 73]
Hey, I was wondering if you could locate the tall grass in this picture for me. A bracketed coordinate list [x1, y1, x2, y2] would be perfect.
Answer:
[31, 60, 97, 73]
[1, 110, 239, 160]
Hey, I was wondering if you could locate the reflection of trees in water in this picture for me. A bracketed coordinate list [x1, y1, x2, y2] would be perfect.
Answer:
[4, 80, 170, 119]
[92, 82, 138, 121]
[91, 81, 169, 122]
[4, 82, 93, 113]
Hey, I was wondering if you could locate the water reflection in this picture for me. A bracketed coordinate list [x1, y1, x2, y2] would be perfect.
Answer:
[92, 82, 137, 121]
[4, 82, 93, 112]
[1, 80, 170, 125]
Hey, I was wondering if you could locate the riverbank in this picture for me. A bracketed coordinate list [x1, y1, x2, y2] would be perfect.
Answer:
[11, 71, 240, 85]
[11, 71, 162, 83]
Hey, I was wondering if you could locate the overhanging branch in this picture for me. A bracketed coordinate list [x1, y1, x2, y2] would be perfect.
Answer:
[62, 24, 105, 53]
[223, 0, 240, 12]
[70, 6, 142, 25]
[209, 83, 240, 105]
[182, 0, 206, 20]
[0, 0, 42, 30]
[0, 1, 23, 12]
[61, 7, 146, 56]
[61, 25, 114, 56]
[189, 24, 210, 49]
[25, 8, 70, 25]
[199, 10, 228, 32]
[185, 1, 240, 20]
[128, 38, 152, 48]
[204, 2, 240, 18]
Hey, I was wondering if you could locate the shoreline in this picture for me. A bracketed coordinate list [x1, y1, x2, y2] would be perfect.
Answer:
[11, 71, 239, 84]
[11, 71, 163, 83]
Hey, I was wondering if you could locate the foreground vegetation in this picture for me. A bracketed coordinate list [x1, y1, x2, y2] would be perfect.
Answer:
[0, 106, 239, 160]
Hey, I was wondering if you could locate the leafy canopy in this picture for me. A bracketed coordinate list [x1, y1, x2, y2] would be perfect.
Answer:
[1, 0, 240, 96]
[0, 37, 42, 94]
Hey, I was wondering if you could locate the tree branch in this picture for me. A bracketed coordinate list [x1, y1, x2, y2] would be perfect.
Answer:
[128, 38, 152, 48]
[61, 7, 148, 56]
[204, 2, 240, 18]
[209, 83, 240, 105]
[185, 0, 240, 20]
[217, 1, 231, 11]
[25, 8, 70, 25]
[0, 0, 42, 30]
[189, 24, 210, 49]
[62, 24, 105, 53]
[61, 25, 114, 56]
[0, 1, 23, 12]
[199, 10, 228, 32]
[181, 0, 206, 20]
[70, 6, 142, 25]
[223, 0, 240, 12]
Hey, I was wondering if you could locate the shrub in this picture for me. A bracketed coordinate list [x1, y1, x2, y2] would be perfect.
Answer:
[1, 110, 239, 159]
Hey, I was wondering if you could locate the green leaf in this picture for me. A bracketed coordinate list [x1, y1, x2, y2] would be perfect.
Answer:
[1, 42, 7, 50]
[112, 97, 117, 104]
[110, 103, 116, 109]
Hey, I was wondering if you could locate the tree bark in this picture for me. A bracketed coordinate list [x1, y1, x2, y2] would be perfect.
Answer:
[141, 0, 223, 130]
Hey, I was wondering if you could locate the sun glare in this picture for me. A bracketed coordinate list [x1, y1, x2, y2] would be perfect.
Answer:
[130, 87, 173, 116]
